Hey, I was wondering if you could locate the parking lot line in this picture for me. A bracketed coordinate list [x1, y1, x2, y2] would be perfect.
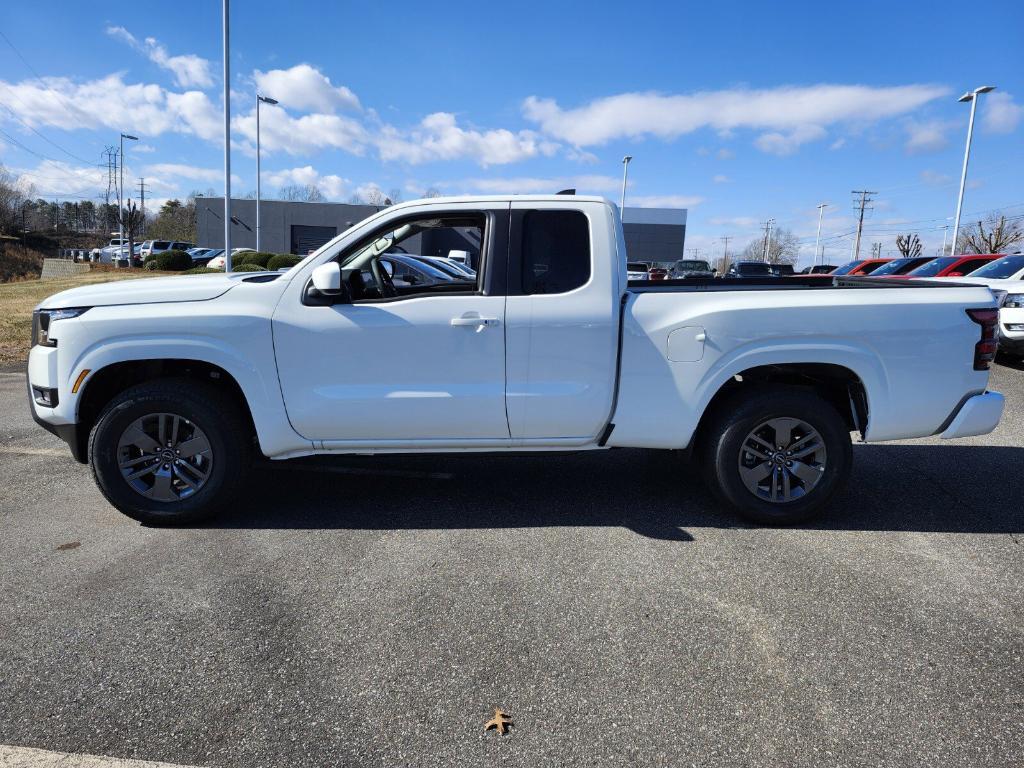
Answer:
[0, 744, 204, 768]
[0, 447, 69, 457]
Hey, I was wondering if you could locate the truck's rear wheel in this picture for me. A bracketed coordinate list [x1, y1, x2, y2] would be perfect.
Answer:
[89, 378, 250, 525]
[700, 387, 852, 525]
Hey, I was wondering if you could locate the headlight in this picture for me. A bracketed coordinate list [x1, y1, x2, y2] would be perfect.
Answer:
[32, 307, 90, 347]
[1003, 293, 1024, 309]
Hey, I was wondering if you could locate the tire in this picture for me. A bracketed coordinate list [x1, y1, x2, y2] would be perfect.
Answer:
[89, 378, 251, 525]
[700, 386, 852, 525]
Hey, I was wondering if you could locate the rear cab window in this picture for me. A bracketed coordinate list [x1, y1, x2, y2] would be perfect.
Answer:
[521, 210, 591, 295]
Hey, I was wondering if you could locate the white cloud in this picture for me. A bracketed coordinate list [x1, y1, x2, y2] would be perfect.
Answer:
[233, 104, 368, 156]
[144, 163, 223, 183]
[904, 119, 950, 154]
[709, 216, 760, 229]
[523, 84, 948, 154]
[261, 165, 350, 200]
[755, 125, 826, 156]
[829, 137, 846, 150]
[376, 112, 557, 166]
[919, 169, 952, 186]
[716, 148, 735, 160]
[628, 194, 703, 208]
[106, 26, 214, 89]
[12, 160, 105, 197]
[253, 64, 360, 112]
[713, 174, 730, 184]
[982, 92, 1022, 134]
[0, 73, 221, 140]
[452, 174, 622, 195]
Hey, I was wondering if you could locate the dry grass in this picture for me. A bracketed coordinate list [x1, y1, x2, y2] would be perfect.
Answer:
[0, 271, 173, 364]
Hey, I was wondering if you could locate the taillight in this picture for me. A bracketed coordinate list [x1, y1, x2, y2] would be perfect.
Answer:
[966, 308, 998, 371]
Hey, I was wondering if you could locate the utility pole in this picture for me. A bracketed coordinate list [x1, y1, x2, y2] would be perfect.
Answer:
[813, 203, 828, 266]
[137, 178, 147, 238]
[760, 219, 775, 262]
[941, 223, 950, 255]
[720, 236, 732, 271]
[851, 190, 876, 262]
[223, 0, 232, 272]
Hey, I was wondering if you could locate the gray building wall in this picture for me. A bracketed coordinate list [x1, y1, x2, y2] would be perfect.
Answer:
[195, 198, 381, 254]
[195, 198, 686, 262]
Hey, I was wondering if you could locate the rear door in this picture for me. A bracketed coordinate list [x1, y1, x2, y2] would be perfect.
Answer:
[504, 201, 619, 441]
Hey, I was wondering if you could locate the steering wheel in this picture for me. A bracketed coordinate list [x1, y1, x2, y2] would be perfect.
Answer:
[371, 258, 398, 298]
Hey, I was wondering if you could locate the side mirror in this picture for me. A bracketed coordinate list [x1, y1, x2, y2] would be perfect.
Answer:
[309, 262, 350, 303]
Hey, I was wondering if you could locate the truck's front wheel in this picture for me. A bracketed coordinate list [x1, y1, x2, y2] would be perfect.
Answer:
[701, 387, 852, 525]
[89, 378, 250, 525]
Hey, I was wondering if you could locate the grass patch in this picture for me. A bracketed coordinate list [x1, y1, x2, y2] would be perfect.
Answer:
[0, 271, 174, 364]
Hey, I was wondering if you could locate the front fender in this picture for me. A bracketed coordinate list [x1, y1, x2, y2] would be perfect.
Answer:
[70, 334, 311, 458]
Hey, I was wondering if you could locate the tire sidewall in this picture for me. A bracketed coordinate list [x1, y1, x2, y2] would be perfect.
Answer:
[90, 386, 243, 524]
[707, 390, 852, 525]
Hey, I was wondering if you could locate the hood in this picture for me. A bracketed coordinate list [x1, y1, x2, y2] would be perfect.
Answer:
[37, 273, 238, 310]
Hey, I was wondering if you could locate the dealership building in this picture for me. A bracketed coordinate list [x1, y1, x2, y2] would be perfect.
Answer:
[196, 197, 686, 265]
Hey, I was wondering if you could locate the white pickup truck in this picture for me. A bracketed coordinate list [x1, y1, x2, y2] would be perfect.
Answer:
[27, 195, 1005, 526]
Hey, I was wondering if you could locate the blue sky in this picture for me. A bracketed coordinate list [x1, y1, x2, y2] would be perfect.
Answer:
[1, 0, 1022, 265]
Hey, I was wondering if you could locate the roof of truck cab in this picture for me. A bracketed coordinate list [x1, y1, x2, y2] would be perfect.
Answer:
[390, 194, 612, 209]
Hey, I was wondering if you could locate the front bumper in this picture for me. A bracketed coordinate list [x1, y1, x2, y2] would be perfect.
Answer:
[940, 391, 1005, 440]
[26, 355, 87, 464]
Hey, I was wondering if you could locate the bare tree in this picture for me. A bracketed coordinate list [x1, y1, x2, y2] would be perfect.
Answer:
[424, 187, 443, 198]
[956, 214, 1024, 254]
[278, 184, 324, 202]
[0, 164, 30, 234]
[738, 226, 799, 264]
[387, 188, 403, 205]
[895, 233, 923, 257]
[122, 200, 143, 264]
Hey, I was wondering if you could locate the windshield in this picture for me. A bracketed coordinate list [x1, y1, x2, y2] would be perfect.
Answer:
[870, 258, 923, 276]
[966, 255, 1024, 279]
[907, 256, 957, 277]
[627, 263, 648, 272]
[676, 260, 711, 271]
[738, 263, 772, 275]
[387, 255, 452, 280]
[832, 260, 868, 275]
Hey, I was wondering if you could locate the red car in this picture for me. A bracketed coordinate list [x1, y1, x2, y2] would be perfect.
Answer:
[889, 254, 1000, 279]
[648, 267, 669, 281]
[830, 258, 891, 276]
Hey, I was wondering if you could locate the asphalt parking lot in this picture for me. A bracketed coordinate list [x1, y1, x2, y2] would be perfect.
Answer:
[0, 361, 1021, 768]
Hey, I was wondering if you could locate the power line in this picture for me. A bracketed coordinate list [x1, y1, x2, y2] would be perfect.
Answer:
[0, 28, 97, 166]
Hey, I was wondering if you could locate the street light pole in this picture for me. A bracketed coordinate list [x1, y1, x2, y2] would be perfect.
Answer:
[119, 132, 137, 266]
[620, 155, 632, 210]
[255, 94, 278, 254]
[223, 0, 232, 273]
[951, 85, 995, 258]
[813, 204, 828, 266]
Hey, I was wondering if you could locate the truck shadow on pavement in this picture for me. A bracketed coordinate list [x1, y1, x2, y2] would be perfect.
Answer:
[207, 444, 1024, 541]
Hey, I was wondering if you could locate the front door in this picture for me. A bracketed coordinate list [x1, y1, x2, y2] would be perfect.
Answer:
[272, 205, 510, 444]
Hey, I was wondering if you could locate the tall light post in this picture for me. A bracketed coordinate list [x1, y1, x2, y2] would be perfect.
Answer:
[222, 0, 232, 272]
[950, 85, 995, 258]
[620, 155, 632, 210]
[118, 132, 137, 266]
[813, 203, 828, 266]
[255, 94, 278, 253]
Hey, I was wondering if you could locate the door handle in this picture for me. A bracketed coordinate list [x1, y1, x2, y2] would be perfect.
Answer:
[451, 314, 499, 331]
[694, 332, 706, 342]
